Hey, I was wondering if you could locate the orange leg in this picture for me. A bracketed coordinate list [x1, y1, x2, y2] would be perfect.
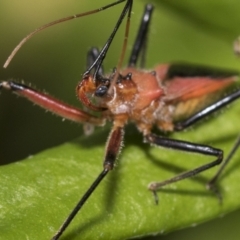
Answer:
[0, 81, 105, 126]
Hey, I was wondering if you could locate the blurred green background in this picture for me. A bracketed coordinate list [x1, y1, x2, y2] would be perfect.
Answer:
[1, 0, 240, 239]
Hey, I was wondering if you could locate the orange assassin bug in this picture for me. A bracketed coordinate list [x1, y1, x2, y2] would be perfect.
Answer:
[1, 0, 240, 239]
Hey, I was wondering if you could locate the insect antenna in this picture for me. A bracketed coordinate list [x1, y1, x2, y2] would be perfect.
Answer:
[105, 0, 133, 95]
[87, 47, 104, 76]
[51, 1, 134, 239]
[84, 0, 133, 82]
[3, 0, 128, 68]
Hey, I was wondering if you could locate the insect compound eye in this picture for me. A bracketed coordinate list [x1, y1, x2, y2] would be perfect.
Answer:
[95, 85, 108, 97]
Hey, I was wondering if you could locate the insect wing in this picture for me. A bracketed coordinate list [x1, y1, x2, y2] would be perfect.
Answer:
[155, 64, 239, 121]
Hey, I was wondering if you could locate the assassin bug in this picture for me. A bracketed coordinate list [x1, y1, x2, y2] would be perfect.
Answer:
[1, 0, 240, 239]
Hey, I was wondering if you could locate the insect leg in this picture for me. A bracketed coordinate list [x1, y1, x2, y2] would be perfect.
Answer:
[0, 81, 104, 126]
[174, 88, 240, 131]
[173, 89, 240, 197]
[144, 133, 222, 204]
[52, 125, 124, 240]
[207, 134, 240, 192]
[128, 4, 154, 67]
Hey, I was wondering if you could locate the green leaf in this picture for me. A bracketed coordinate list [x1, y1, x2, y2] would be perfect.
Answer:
[1, 103, 240, 240]
[1, 0, 240, 240]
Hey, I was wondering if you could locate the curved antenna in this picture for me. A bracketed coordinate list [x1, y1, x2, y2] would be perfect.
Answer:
[3, 0, 127, 68]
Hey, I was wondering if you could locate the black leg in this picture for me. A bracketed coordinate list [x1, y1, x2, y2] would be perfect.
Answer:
[52, 169, 109, 240]
[144, 133, 223, 203]
[207, 134, 240, 193]
[52, 125, 124, 240]
[169, 80, 240, 200]
[174, 88, 240, 131]
[128, 4, 154, 67]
